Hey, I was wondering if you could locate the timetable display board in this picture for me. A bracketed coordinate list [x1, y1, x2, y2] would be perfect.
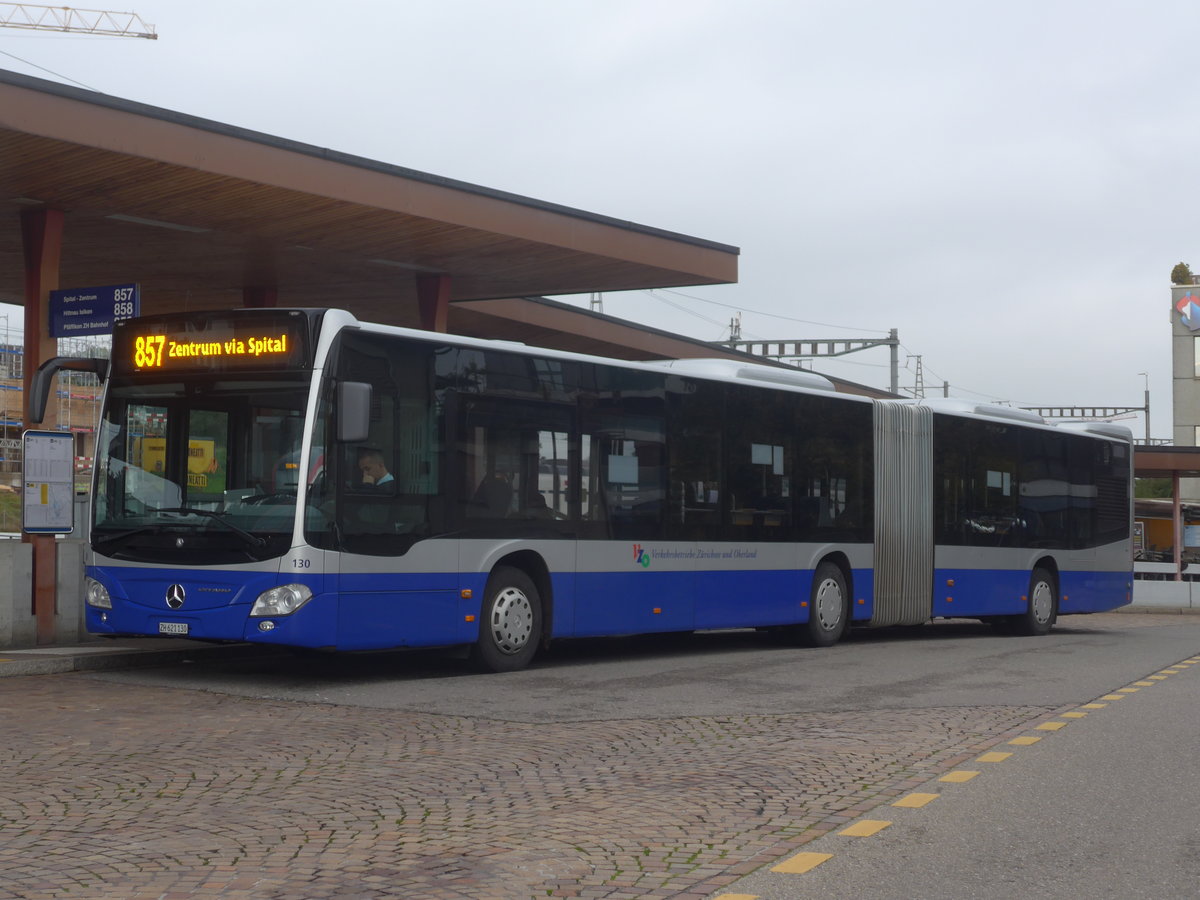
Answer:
[111, 310, 311, 376]
[23, 431, 75, 534]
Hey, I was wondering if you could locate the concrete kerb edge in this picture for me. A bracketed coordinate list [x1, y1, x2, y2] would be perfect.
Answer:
[1115, 605, 1200, 615]
[0, 642, 286, 677]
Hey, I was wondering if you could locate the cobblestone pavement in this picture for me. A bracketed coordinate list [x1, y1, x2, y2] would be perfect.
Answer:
[0, 673, 1057, 900]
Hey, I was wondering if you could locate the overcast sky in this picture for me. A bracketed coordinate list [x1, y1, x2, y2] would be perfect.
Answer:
[2, 1, 1194, 437]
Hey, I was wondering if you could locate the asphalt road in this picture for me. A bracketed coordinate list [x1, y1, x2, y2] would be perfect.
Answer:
[721, 637, 1200, 899]
[90, 613, 1200, 723]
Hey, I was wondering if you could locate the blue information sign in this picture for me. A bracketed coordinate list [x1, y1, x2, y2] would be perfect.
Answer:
[50, 283, 140, 337]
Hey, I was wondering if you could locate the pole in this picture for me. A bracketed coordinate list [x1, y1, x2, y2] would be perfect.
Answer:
[1145, 386, 1150, 443]
[1174, 472, 1183, 583]
[1139, 372, 1150, 443]
[888, 328, 899, 395]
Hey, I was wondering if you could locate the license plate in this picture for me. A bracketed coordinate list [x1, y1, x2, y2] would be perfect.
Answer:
[158, 622, 189, 635]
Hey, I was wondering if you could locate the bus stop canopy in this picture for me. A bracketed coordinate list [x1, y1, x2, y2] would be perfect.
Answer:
[0, 68, 739, 342]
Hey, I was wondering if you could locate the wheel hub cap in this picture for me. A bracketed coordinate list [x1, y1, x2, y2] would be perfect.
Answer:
[491, 587, 534, 654]
[814, 578, 843, 630]
[1031, 581, 1053, 624]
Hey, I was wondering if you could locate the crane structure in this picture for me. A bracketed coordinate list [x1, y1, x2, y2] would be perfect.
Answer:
[0, 3, 156, 39]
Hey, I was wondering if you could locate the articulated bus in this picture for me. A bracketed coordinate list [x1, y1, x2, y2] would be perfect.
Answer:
[35, 308, 1133, 671]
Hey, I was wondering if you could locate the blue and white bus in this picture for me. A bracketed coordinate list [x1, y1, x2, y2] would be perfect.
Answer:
[35, 308, 1133, 671]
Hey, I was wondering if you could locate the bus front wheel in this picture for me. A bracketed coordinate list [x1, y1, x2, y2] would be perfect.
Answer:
[471, 566, 542, 672]
[805, 562, 849, 647]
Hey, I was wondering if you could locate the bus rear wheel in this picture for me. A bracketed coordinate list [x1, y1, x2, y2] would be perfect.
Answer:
[804, 562, 849, 647]
[471, 566, 542, 672]
[1009, 567, 1057, 636]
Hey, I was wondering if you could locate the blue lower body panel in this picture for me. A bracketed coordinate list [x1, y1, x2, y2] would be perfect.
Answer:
[932, 567, 1131, 618]
[87, 561, 883, 651]
[570, 568, 873, 636]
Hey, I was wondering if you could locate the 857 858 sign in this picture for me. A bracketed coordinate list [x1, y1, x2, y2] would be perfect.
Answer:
[49, 283, 140, 337]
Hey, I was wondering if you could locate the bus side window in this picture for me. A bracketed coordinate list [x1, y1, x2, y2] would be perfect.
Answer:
[668, 380, 722, 539]
[581, 435, 604, 523]
[604, 437, 665, 538]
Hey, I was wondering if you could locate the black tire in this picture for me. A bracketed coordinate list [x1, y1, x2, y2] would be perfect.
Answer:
[1010, 567, 1057, 636]
[470, 566, 542, 672]
[804, 561, 849, 647]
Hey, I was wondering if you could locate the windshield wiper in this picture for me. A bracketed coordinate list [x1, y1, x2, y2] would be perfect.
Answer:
[153, 506, 267, 547]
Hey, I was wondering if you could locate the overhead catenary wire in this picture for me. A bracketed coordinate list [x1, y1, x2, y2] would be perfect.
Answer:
[0, 47, 99, 89]
[650, 288, 893, 335]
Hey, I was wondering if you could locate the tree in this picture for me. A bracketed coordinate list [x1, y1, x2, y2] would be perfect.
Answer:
[1135, 478, 1172, 499]
[1171, 262, 1194, 285]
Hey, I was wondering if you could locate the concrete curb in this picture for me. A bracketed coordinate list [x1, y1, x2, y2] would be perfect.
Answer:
[0, 640, 285, 677]
[1113, 605, 1200, 615]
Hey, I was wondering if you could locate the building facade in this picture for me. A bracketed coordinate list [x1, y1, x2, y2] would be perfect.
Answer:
[1173, 283, 1200, 452]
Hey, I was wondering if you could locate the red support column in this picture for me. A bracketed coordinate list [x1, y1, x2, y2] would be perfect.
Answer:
[243, 286, 278, 307]
[20, 207, 64, 645]
[1174, 472, 1183, 583]
[416, 274, 451, 333]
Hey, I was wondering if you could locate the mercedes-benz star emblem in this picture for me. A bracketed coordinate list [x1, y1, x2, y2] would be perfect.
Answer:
[165, 584, 186, 610]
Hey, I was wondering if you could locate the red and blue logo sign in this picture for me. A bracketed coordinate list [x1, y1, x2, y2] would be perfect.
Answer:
[1178, 292, 1200, 331]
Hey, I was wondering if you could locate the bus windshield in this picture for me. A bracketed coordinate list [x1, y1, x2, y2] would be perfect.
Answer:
[92, 376, 313, 563]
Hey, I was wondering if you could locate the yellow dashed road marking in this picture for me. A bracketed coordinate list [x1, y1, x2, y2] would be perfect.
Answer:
[893, 792, 939, 808]
[939, 770, 979, 783]
[733, 660, 1200, 895]
[771, 852, 832, 874]
[839, 819, 891, 837]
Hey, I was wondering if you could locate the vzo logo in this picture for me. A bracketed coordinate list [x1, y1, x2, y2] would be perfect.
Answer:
[632, 544, 651, 568]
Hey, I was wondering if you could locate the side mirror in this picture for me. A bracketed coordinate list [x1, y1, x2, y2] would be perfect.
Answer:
[337, 381, 371, 443]
[30, 357, 109, 424]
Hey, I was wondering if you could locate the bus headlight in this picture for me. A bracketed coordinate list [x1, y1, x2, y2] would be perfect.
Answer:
[85, 577, 112, 609]
[250, 584, 313, 617]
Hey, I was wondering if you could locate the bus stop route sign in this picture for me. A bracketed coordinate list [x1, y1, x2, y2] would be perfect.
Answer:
[23, 430, 74, 534]
[50, 283, 139, 337]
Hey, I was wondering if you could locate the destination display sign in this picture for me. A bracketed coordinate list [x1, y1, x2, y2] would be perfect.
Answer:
[50, 284, 139, 337]
[111, 311, 310, 376]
